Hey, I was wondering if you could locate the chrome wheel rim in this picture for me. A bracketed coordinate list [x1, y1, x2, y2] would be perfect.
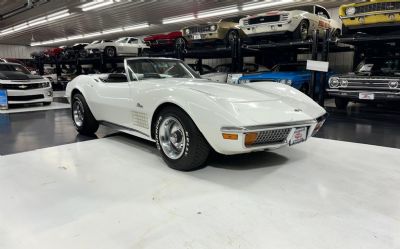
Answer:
[73, 100, 84, 127]
[300, 22, 308, 40]
[175, 38, 186, 49]
[106, 47, 115, 57]
[158, 117, 186, 160]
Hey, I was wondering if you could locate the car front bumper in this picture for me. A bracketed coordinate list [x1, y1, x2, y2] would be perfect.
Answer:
[215, 117, 326, 155]
[327, 89, 400, 101]
[341, 12, 400, 28]
[5, 87, 53, 105]
[241, 22, 295, 37]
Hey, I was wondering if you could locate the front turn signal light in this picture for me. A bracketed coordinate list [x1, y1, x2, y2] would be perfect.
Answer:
[222, 133, 238, 140]
[245, 132, 258, 146]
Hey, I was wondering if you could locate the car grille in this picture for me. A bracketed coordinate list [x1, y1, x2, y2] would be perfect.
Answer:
[8, 94, 44, 101]
[0, 82, 48, 90]
[339, 78, 399, 91]
[355, 2, 400, 14]
[188, 26, 212, 33]
[244, 15, 285, 25]
[253, 128, 292, 146]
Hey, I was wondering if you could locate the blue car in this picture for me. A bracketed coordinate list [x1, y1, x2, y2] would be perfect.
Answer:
[238, 62, 333, 94]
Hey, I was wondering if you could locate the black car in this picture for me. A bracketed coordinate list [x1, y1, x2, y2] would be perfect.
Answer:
[62, 43, 89, 59]
[327, 57, 400, 109]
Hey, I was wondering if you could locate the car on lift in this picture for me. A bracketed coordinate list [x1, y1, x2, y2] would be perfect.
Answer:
[0, 62, 52, 106]
[339, 0, 400, 35]
[182, 16, 246, 48]
[327, 57, 400, 109]
[239, 5, 341, 42]
[144, 31, 185, 51]
[84, 37, 149, 57]
[61, 43, 89, 59]
[238, 62, 333, 93]
[66, 57, 327, 171]
[202, 63, 270, 83]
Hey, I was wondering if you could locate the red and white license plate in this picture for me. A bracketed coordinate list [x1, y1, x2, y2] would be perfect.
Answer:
[289, 127, 307, 146]
[359, 92, 374, 100]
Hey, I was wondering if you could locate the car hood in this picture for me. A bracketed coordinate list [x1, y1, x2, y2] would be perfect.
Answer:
[174, 79, 325, 124]
[0, 71, 44, 81]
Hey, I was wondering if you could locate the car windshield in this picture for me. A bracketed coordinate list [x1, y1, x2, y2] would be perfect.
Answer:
[127, 59, 201, 80]
[0, 64, 31, 74]
[273, 64, 307, 72]
[356, 58, 400, 75]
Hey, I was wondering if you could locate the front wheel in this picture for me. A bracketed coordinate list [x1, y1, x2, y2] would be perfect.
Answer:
[293, 20, 309, 41]
[155, 107, 210, 171]
[104, 46, 116, 57]
[174, 37, 187, 51]
[225, 30, 239, 47]
[71, 93, 99, 135]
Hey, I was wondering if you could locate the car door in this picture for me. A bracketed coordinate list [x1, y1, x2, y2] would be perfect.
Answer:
[94, 74, 133, 128]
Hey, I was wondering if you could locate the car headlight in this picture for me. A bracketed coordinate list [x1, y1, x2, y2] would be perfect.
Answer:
[40, 82, 50, 88]
[279, 79, 288, 85]
[210, 25, 217, 31]
[346, 7, 356, 16]
[287, 80, 292, 86]
[185, 29, 191, 35]
[329, 77, 340, 88]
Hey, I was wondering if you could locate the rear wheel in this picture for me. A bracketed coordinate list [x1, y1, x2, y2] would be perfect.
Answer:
[155, 107, 210, 171]
[175, 37, 187, 51]
[225, 30, 239, 47]
[104, 46, 116, 57]
[293, 20, 309, 41]
[335, 98, 349, 110]
[71, 93, 99, 135]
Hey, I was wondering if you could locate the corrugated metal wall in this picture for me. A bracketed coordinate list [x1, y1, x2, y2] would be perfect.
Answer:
[0, 44, 54, 59]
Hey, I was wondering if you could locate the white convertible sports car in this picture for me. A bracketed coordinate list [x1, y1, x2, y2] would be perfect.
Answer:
[66, 58, 327, 171]
[84, 37, 149, 57]
[239, 5, 341, 41]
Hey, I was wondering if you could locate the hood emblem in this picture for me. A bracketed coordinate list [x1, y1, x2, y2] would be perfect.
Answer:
[18, 85, 28, 89]
[294, 109, 302, 112]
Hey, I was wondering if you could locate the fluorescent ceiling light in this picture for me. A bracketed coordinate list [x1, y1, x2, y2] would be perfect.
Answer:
[123, 23, 149, 31]
[13, 23, 28, 31]
[83, 32, 102, 38]
[102, 27, 123, 34]
[82, 0, 114, 11]
[31, 42, 42, 46]
[47, 10, 71, 21]
[54, 38, 68, 43]
[197, 6, 239, 18]
[162, 14, 195, 24]
[28, 17, 47, 27]
[68, 35, 84, 40]
[242, 0, 294, 11]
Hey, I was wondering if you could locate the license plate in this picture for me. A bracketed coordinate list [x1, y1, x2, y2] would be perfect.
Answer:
[289, 127, 307, 146]
[193, 34, 202, 40]
[359, 92, 374, 100]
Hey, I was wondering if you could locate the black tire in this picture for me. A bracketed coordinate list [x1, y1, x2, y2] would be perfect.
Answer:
[174, 37, 187, 51]
[79, 49, 88, 58]
[225, 29, 239, 47]
[104, 46, 117, 57]
[155, 107, 210, 171]
[330, 29, 341, 40]
[43, 102, 52, 106]
[335, 98, 349, 110]
[293, 20, 309, 41]
[71, 93, 99, 135]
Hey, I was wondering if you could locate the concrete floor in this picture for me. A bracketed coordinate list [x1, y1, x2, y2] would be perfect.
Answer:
[0, 136, 399, 249]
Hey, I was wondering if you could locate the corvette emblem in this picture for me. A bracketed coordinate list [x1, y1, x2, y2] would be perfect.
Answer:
[294, 109, 302, 112]
[18, 85, 28, 89]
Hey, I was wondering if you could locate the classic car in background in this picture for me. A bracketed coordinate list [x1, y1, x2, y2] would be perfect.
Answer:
[239, 5, 341, 42]
[66, 58, 326, 171]
[182, 16, 246, 47]
[84, 37, 149, 57]
[62, 43, 89, 59]
[339, 0, 400, 34]
[200, 63, 270, 83]
[238, 62, 334, 93]
[144, 31, 185, 51]
[327, 57, 400, 109]
[0, 62, 52, 105]
[44, 47, 64, 58]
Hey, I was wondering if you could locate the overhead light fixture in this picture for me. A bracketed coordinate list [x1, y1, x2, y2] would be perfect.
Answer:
[68, 35, 84, 41]
[83, 32, 102, 38]
[28, 17, 47, 27]
[123, 23, 149, 31]
[81, 0, 114, 12]
[47, 9, 71, 21]
[242, 0, 294, 11]
[162, 14, 195, 24]
[13, 23, 28, 31]
[197, 5, 239, 19]
[102, 27, 124, 34]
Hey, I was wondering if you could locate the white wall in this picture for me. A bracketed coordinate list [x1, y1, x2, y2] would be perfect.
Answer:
[0, 44, 54, 59]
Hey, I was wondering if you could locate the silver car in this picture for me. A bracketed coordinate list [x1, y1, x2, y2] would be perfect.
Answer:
[0, 63, 53, 105]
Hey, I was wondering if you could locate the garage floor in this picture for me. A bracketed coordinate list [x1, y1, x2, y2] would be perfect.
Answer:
[0, 100, 399, 248]
[0, 136, 399, 249]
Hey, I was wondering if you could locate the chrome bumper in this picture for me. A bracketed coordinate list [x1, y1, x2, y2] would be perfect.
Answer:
[6, 87, 53, 104]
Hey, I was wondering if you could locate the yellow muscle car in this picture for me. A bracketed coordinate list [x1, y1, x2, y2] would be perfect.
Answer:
[339, 0, 400, 33]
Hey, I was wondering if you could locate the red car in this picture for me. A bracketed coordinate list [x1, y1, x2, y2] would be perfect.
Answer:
[144, 31, 186, 50]
[44, 47, 64, 58]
